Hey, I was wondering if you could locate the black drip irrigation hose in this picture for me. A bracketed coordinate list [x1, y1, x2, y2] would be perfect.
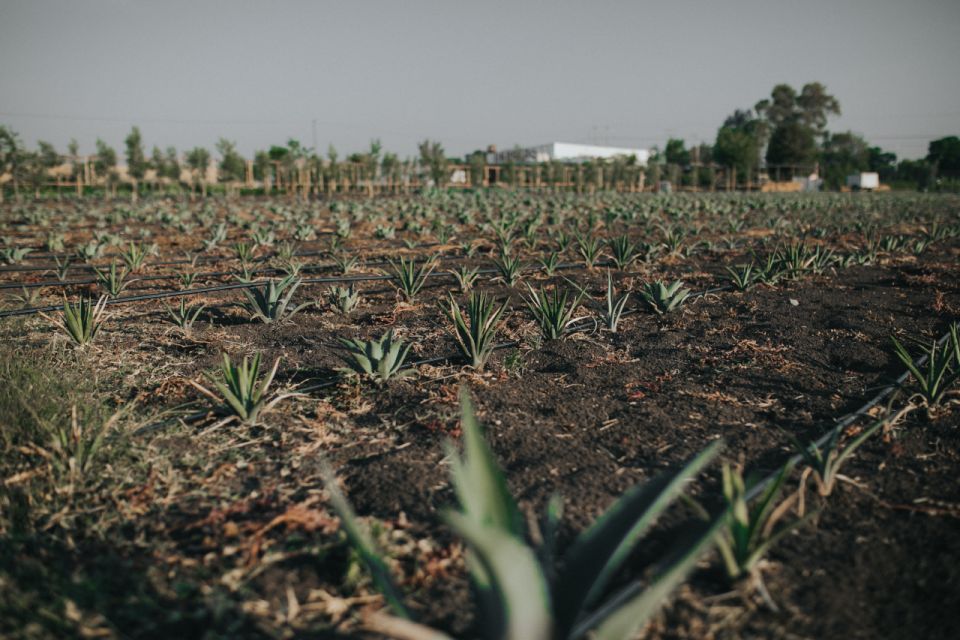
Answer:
[571, 326, 956, 638]
[0, 260, 644, 319]
[0, 250, 471, 291]
[131, 285, 727, 436]
[0, 238, 446, 274]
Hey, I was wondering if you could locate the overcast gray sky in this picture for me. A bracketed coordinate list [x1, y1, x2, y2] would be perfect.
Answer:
[1, 0, 958, 161]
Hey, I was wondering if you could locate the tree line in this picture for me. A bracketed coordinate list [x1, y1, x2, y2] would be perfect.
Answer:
[1, 81, 959, 197]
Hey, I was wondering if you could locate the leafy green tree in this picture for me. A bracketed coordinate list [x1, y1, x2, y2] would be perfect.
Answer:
[820, 131, 870, 188]
[163, 147, 180, 180]
[714, 127, 757, 177]
[664, 138, 690, 166]
[755, 83, 840, 171]
[418, 139, 447, 188]
[927, 136, 960, 178]
[94, 138, 117, 176]
[37, 141, 59, 169]
[185, 146, 210, 196]
[765, 120, 817, 167]
[868, 146, 897, 182]
[215, 138, 246, 182]
[124, 126, 147, 180]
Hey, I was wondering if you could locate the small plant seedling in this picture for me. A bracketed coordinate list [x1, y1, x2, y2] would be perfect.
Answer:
[639, 279, 691, 314]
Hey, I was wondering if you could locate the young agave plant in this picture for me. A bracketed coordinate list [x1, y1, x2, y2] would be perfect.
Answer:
[337, 330, 413, 384]
[576, 232, 603, 269]
[602, 272, 630, 333]
[639, 279, 691, 315]
[121, 241, 153, 272]
[164, 298, 206, 333]
[444, 291, 509, 371]
[328, 389, 725, 640]
[332, 253, 359, 275]
[51, 256, 72, 282]
[93, 260, 134, 298]
[725, 263, 758, 291]
[450, 265, 480, 293]
[5, 286, 41, 309]
[714, 462, 815, 583]
[607, 235, 637, 270]
[1, 245, 33, 265]
[524, 283, 586, 340]
[539, 251, 561, 276]
[240, 275, 311, 323]
[327, 284, 360, 314]
[789, 405, 913, 512]
[190, 353, 288, 426]
[179, 270, 199, 289]
[891, 328, 960, 414]
[386, 256, 435, 302]
[42, 296, 108, 347]
[493, 251, 524, 287]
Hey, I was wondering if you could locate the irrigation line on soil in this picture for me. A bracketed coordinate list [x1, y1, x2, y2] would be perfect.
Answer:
[570, 327, 956, 638]
[131, 284, 728, 435]
[0, 261, 630, 319]
[0, 250, 473, 291]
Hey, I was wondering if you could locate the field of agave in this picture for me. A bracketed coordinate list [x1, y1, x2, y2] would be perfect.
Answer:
[1, 191, 959, 639]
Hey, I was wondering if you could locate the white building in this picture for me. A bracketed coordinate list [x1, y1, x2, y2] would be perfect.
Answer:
[489, 142, 649, 166]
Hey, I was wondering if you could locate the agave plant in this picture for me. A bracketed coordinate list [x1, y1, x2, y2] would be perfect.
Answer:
[327, 284, 360, 314]
[164, 298, 206, 333]
[576, 232, 603, 269]
[539, 251, 561, 276]
[450, 265, 480, 293]
[601, 272, 630, 333]
[240, 275, 311, 323]
[493, 251, 524, 287]
[714, 462, 815, 582]
[1, 245, 33, 265]
[120, 241, 153, 272]
[93, 260, 134, 298]
[444, 291, 509, 371]
[337, 330, 413, 384]
[789, 404, 913, 510]
[42, 296, 108, 347]
[386, 256, 435, 302]
[607, 235, 637, 270]
[891, 328, 960, 414]
[328, 389, 725, 640]
[524, 284, 586, 340]
[725, 263, 758, 291]
[51, 255, 72, 282]
[639, 280, 691, 315]
[332, 253, 359, 274]
[190, 353, 289, 426]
